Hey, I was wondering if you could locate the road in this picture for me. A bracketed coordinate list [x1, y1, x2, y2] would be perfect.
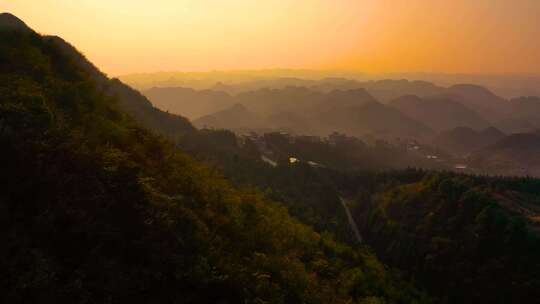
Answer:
[339, 197, 363, 244]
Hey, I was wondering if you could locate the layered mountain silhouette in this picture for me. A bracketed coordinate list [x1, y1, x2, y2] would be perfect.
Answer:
[433, 126, 505, 155]
[469, 132, 540, 176]
[143, 77, 540, 140]
[446, 84, 510, 122]
[194, 103, 264, 130]
[4, 13, 540, 304]
[3, 13, 430, 303]
[144, 87, 234, 120]
[390, 95, 491, 132]
[188, 87, 433, 139]
[0, 12, 32, 32]
[497, 96, 540, 133]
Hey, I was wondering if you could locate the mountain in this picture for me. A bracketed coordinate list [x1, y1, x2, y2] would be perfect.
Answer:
[40, 33, 195, 138]
[446, 84, 510, 122]
[1, 14, 429, 303]
[265, 111, 314, 134]
[390, 95, 491, 132]
[236, 86, 322, 116]
[469, 132, 540, 176]
[496, 96, 540, 133]
[194, 87, 433, 139]
[356, 79, 447, 103]
[347, 171, 540, 303]
[193, 103, 265, 130]
[433, 126, 505, 156]
[143, 87, 234, 120]
[314, 88, 377, 112]
[314, 100, 433, 139]
[0, 12, 32, 32]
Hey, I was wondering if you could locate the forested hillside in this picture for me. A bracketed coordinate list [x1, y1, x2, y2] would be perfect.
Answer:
[346, 171, 540, 303]
[3, 12, 540, 304]
[0, 13, 429, 304]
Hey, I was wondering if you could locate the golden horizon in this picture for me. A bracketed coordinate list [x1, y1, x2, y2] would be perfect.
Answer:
[4, 0, 540, 76]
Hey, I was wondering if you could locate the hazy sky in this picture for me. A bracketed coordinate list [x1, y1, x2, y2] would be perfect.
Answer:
[5, 0, 540, 76]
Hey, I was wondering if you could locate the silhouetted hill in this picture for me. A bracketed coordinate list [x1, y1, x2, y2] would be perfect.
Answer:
[315, 88, 377, 112]
[144, 87, 234, 119]
[390, 95, 490, 132]
[40, 34, 195, 137]
[265, 111, 314, 134]
[315, 100, 433, 139]
[357, 79, 446, 103]
[194, 103, 264, 130]
[1, 14, 428, 304]
[348, 171, 540, 303]
[469, 132, 540, 176]
[447, 84, 509, 122]
[433, 126, 505, 155]
[237, 86, 322, 115]
[496, 96, 540, 133]
[191, 87, 433, 139]
[0, 12, 32, 32]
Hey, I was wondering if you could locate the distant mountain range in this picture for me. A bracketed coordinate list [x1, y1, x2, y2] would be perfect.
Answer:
[389, 95, 490, 132]
[468, 132, 540, 177]
[5, 13, 540, 303]
[433, 126, 506, 156]
[121, 71, 540, 99]
[144, 81, 540, 140]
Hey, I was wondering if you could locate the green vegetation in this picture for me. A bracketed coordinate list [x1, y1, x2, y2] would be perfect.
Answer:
[349, 171, 540, 303]
[0, 20, 428, 303]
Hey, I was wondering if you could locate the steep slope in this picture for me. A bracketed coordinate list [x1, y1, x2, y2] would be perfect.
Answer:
[39, 34, 195, 138]
[390, 95, 491, 132]
[0, 14, 430, 304]
[0, 12, 32, 32]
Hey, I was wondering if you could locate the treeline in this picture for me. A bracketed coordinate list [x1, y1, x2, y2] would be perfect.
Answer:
[0, 19, 429, 303]
[347, 171, 540, 303]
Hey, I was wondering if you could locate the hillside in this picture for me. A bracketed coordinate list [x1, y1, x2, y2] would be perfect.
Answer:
[194, 87, 433, 139]
[0, 13, 428, 303]
[468, 133, 540, 177]
[446, 84, 509, 122]
[433, 126, 505, 156]
[346, 171, 540, 303]
[194, 103, 266, 131]
[496, 96, 540, 133]
[390, 95, 491, 132]
[144, 87, 234, 120]
[314, 100, 433, 139]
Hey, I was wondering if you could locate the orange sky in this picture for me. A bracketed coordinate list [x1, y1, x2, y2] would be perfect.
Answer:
[4, 0, 540, 76]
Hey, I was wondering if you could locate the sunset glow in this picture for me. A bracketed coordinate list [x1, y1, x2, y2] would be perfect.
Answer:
[5, 0, 540, 75]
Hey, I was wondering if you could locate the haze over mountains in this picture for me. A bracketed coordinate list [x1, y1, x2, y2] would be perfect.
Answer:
[3, 11, 540, 304]
[135, 70, 540, 178]
[121, 71, 540, 99]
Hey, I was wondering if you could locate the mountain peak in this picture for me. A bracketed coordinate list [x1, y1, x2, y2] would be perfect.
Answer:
[0, 13, 32, 32]
[448, 84, 498, 98]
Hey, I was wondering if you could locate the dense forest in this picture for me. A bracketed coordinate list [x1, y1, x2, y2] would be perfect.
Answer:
[346, 171, 540, 303]
[174, 127, 540, 304]
[0, 14, 428, 304]
[2, 13, 540, 304]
